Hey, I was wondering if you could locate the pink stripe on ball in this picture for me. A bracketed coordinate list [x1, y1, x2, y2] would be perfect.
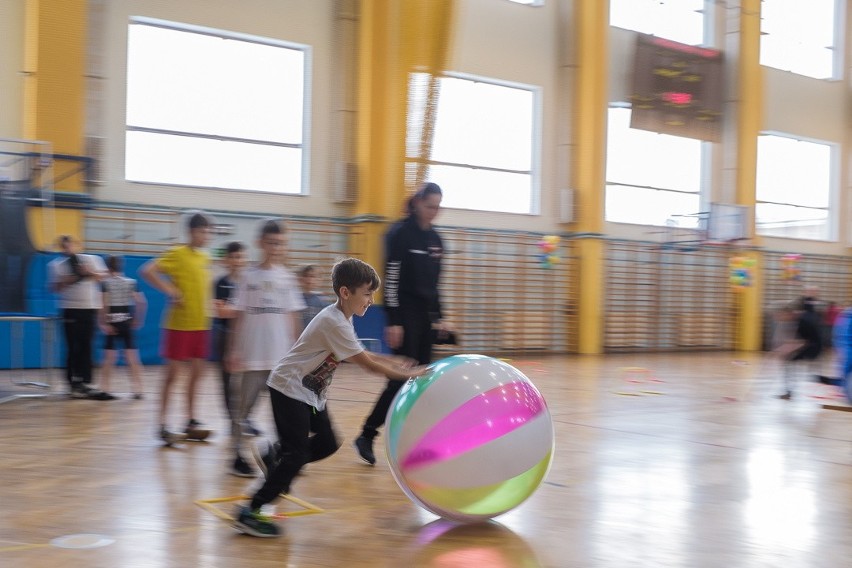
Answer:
[400, 381, 545, 471]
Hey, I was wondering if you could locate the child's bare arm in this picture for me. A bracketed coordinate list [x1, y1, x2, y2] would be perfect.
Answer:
[290, 312, 303, 344]
[139, 260, 182, 305]
[346, 351, 429, 381]
[98, 291, 112, 335]
[367, 351, 418, 369]
[132, 291, 147, 329]
[225, 311, 245, 372]
[214, 299, 239, 319]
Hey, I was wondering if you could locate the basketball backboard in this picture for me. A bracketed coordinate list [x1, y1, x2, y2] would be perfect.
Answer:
[707, 203, 750, 242]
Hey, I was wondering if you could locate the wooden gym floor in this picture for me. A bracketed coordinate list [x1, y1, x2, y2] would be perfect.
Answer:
[0, 352, 850, 567]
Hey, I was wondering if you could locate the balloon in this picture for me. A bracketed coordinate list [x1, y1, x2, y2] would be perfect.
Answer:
[781, 254, 801, 281]
[536, 236, 559, 268]
[729, 256, 753, 288]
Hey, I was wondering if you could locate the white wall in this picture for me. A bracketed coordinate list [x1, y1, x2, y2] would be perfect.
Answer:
[0, 0, 25, 139]
[763, 69, 848, 142]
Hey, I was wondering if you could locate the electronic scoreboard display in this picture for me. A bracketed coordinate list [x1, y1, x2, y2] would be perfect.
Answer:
[630, 33, 724, 143]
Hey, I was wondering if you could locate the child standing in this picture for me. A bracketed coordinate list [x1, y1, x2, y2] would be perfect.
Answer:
[296, 264, 330, 329]
[225, 220, 305, 477]
[212, 241, 247, 433]
[140, 211, 214, 444]
[234, 258, 429, 537]
[48, 235, 108, 398]
[98, 255, 147, 399]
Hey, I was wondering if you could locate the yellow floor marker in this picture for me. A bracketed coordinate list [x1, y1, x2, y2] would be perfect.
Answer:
[195, 493, 325, 524]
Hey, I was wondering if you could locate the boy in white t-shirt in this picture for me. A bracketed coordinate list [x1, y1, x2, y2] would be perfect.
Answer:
[234, 258, 429, 538]
[225, 220, 305, 477]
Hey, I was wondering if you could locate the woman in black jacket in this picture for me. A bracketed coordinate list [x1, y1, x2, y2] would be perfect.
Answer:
[354, 182, 448, 464]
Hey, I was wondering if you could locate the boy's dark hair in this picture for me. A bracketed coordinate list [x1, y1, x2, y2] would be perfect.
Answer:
[331, 258, 380, 296]
[106, 255, 124, 273]
[225, 241, 245, 255]
[187, 211, 211, 231]
[259, 219, 285, 238]
[297, 264, 316, 278]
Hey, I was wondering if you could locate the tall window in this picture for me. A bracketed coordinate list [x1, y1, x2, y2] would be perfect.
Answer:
[760, 0, 840, 79]
[610, 0, 706, 46]
[125, 18, 309, 194]
[606, 107, 704, 226]
[755, 134, 834, 240]
[409, 75, 538, 214]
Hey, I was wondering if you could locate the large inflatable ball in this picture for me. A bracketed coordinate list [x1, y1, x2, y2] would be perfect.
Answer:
[385, 354, 554, 523]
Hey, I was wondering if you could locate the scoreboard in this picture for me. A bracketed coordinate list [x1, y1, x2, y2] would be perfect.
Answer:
[630, 33, 724, 143]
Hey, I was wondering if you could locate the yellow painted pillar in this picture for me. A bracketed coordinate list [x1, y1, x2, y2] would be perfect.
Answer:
[355, 1, 407, 224]
[734, 0, 763, 351]
[352, 0, 408, 293]
[352, 0, 456, 290]
[23, 0, 87, 174]
[22, 0, 88, 249]
[571, 0, 608, 354]
[353, 0, 408, 281]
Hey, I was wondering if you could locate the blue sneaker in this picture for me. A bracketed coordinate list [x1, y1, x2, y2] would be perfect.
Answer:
[234, 506, 280, 538]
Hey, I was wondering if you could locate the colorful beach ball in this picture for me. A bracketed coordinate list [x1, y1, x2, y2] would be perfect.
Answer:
[385, 354, 554, 523]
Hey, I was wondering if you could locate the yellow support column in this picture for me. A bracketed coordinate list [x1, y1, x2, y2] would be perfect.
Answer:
[352, 0, 408, 286]
[571, 0, 608, 354]
[22, 0, 88, 249]
[355, 1, 408, 222]
[352, 0, 456, 285]
[734, 0, 763, 351]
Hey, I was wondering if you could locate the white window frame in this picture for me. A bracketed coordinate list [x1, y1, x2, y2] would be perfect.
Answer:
[409, 72, 542, 215]
[605, 106, 708, 227]
[125, 17, 312, 195]
[755, 132, 837, 241]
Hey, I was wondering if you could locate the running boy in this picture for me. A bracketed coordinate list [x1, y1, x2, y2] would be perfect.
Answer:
[234, 258, 429, 537]
[98, 255, 147, 399]
[225, 220, 305, 477]
[777, 297, 823, 400]
[140, 211, 214, 444]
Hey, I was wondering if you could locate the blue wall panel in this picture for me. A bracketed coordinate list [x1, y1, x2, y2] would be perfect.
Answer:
[0, 253, 388, 368]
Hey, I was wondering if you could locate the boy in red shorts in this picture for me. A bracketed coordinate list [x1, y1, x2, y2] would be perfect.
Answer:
[141, 212, 214, 444]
